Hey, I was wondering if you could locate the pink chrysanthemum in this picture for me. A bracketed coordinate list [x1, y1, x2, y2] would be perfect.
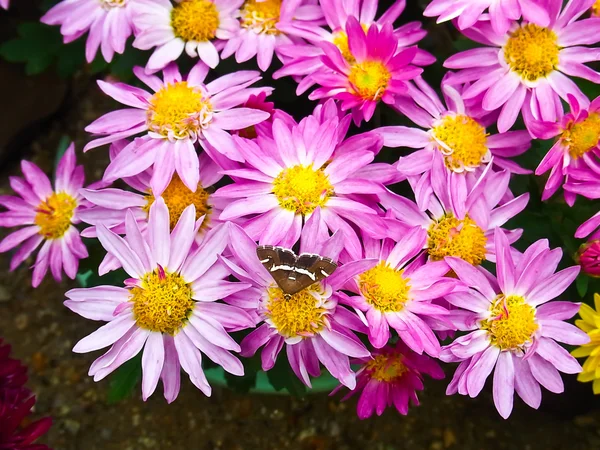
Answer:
[341, 227, 459, 356]
[423, 0, 550, 35]
[531, 94, 600, 205]
[275, 0, 433, 95]
[444, 0, 600, 132]
[378, 77, 531, 190]
[84, 63, 271, 194]
[0, 0, 8, 9]
[132, 0, 242, 71]
[307, 17, 423, 124]
[226, 213, 374, 389]
[214, 100, 388, 260]
[332, 342, 444, 419]
[66, 198, 254, 402]
[79, 142, 226, 274]
[442, 229, 589, 419]
[0, 144, 88, 287]
[381, 157, 529, 264]
[221, 0, 323, 71]
[41, 0, 137, 63]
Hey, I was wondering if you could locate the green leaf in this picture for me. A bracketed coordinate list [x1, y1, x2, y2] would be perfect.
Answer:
[223, 354, 260, 394]
[107, 353, 142, 404]
[577, 275, 589, 298]
[266, 350, 307, 396]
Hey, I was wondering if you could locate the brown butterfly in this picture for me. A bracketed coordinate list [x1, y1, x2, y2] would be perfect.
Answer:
[256, 245, 338, 298]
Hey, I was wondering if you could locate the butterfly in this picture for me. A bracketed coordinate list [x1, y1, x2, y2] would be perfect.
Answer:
[256, 245, 338, 299]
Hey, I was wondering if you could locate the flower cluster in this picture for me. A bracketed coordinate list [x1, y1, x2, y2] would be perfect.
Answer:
[3, 0, 600, 422]
[0, 339, 52, 449]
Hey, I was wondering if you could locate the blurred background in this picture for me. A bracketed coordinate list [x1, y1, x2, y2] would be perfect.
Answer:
[2, 1, 600, 449]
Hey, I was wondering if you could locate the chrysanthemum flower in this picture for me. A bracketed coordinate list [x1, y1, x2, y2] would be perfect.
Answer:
[442, 229, 588, 419]
[66, 199, 254, 401]
[220, 0, 323, 71]
[0, 340, 52, 450]
[226, 213, 374, 389]
[341, 227, 459, 356]
[275, 0, 432, 94]
[423, 0, 550, 35]
[572, 294, 600, 393]
[214, 100, 388, 259]
[577, 240, 600, 277]
[41, 0, 137, 63]
[381, 158, 529, 264]
[132, 0, 242, 71]
[379, 77, 531, 189]
[0, 0, 9, 9]
[84, 63, 271, 194]
[444, 1, 600, 132]
[79, 143, 225, 274]
[530, 94, 600, 205]
[307, 17, 423, 124]
[0, 144, 88, 287]
[332, 342, 444, 419]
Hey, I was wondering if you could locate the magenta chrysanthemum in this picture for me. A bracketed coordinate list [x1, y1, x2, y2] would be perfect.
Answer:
[423, 0, 550, 35]
[306, 16, 423, 124]
[41, 0, 137, 63]
[444, 0, 600, 132]
[214, 100, 389, 260]
[66, 199, 255, 402]
[132, 0, 242, 72]
[84, 62, 271, 195]
[0, 144, 88, 287]
[442, 229, 589, 419]
[226, 212, 374, 389]
[333, 342, 444, 419]
[341, 227, 459, 356]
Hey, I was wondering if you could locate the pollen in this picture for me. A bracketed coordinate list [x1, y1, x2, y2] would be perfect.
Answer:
[358, 262, 411, 313]
[428, 214, 487, 266]
[272, 165, 334, 215]
[171, 0, 220, 42]
[131, 268, 194, 335]
[240, 0, 281, 35]
[561, 113, 600, 159]
[266, 285, 329, 338]
[365, 352, 408, 382]
[144, 175, 211, 230]
[432, 114, 490, 172]
[503, 24, 560, 82]
[147, 81, 212, 140]
[34, 192, 77, 240]
[348, 61, 391, 101]
[594, 0, 600, 16]
[480, 295, 538, 350]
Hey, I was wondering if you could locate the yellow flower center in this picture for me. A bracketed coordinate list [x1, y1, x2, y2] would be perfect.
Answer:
[561, 113, 600, 159]
[266, 285, 328, 338]
[240, 0, 281, 35]
[427, 214, 487, 266]
[348, 61, 391, 101]
[147, 81, 212, 139]
[365, 353, 408, 382]
[100, 0, 127, 8]
[593, 0, 600, 17]
[272, 165, 334, 215]
[333, 31, 354, 63]
[503, 24, 560, 82]
[171, 0, 220, 42]
[131, 268, 194, 335]
[144, 175, 211, 230]
[432, 115, 490, 172]
[358, 262, 411, 313]
[480, 295, 538, 350]
[34, 192, 77, 240]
